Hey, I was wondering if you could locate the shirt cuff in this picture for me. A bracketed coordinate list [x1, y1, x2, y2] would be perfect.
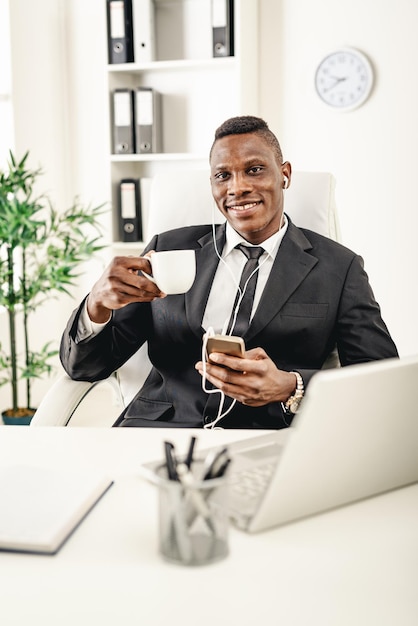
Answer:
[75, 299, 112, 342]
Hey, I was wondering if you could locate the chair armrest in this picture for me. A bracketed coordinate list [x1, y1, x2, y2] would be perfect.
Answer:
[31, 374, 123, 427]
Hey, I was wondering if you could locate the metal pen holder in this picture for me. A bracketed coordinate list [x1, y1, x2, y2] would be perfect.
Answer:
[155, 461, 229, 566]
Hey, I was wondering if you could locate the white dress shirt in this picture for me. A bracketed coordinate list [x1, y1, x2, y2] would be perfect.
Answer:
[202, 217, 288, 333]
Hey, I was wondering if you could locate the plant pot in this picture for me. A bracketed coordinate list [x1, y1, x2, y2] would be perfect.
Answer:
[1, 408, 36, 426]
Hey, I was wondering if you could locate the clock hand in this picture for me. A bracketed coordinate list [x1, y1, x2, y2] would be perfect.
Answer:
[323, 76, 347, 93]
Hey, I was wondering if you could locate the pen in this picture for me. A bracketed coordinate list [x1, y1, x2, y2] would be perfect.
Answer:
[163, 442, 194, 562]
[164, 441, 179, 481]
[183, 457, 230, 530]
[168, 482, 194, 563]
[177, 462, 215, 534]
[210, 456, 231, 479]
[185, 436, 197, 469]
[202, 447, 229, 481]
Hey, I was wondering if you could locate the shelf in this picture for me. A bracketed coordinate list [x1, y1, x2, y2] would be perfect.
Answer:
[110, 153, 207, 163]
[107, 57, 234, 74]
[112, 241, 145, 250]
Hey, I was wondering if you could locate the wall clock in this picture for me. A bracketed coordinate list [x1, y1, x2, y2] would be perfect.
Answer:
[314, 48, 374, 111]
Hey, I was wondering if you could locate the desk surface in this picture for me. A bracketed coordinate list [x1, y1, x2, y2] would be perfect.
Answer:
[0, 426, 417, 626]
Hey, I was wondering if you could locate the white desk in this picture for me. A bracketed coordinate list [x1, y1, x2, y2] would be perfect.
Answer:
[0, 426, 416, 626]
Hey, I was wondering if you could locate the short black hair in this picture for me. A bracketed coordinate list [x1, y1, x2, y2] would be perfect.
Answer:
[210, 115, 283, 163]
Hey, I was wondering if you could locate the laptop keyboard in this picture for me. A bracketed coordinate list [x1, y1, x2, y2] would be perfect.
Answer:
[229, 461, 276, 500]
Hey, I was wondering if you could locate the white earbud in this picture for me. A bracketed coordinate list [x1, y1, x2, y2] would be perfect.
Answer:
[283, 177, 289, 189]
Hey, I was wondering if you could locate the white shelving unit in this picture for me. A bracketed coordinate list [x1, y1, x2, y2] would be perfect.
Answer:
[107, 0, 259, 250]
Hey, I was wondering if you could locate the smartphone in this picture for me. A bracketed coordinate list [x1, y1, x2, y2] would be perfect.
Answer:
[206, 334, 245, 361]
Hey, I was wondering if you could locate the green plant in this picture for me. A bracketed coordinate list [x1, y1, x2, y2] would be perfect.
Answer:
[0, 151, 106, 418]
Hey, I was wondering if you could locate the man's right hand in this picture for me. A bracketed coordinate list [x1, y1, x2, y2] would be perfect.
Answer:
[87, 255, 166, 323]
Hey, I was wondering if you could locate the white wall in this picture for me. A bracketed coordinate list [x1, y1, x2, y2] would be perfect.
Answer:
[2, 0, 111, 409]
[2, 0, 417, 409]
[0, 0, 14, 167]
[259, 0, 418, 357]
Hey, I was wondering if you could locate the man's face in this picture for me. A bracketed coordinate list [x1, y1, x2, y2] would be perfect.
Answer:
[210, 133, 290, 244]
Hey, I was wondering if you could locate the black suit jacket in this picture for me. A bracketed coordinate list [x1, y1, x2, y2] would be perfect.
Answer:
[60, 219, 398, 429]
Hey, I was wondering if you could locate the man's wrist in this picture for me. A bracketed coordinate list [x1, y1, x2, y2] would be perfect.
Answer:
[86, 295, 112, 325]
[282, 371, 304, 415]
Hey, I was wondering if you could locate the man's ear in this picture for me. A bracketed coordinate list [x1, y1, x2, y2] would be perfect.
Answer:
[282, 161, 292, 189]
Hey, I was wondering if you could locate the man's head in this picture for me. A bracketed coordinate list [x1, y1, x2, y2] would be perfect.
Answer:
[209, 116, 292, 245]
[209, 116, 284, 164]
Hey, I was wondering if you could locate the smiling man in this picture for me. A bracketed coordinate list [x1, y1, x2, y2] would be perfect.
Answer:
[60, 116, 398, 429]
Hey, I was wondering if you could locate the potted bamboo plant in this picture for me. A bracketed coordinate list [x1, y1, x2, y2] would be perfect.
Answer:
[0, 151, 106, 424]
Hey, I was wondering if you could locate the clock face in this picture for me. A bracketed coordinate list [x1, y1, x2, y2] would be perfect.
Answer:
[315, 48, 374, 111]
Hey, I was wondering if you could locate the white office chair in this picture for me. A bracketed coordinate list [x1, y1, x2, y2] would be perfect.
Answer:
[31, 170, 340, 427]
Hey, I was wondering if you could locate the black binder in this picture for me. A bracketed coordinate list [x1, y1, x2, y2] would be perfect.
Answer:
[134, 87, 161, 153]
[112, 89, 135, 154]
[211, 0, 234, 57]
[118, 178, 143, 242]
[106, 0, 134, 64]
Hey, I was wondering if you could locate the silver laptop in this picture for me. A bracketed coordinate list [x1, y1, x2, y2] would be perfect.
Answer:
[143, 356, 418, 533]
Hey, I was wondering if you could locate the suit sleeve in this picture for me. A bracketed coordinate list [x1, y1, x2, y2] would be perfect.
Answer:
[334, 254, 398, 365]
[60, 234, 162, 382]
[60, 296, 152, 382]
[297, 254, 398, 387]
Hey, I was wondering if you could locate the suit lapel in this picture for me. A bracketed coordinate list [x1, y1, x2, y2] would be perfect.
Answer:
[185, 223, 226, 337]
[246, 223, 318, 341]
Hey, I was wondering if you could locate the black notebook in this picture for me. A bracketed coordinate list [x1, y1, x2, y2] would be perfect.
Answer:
[0, 465, 113, 554]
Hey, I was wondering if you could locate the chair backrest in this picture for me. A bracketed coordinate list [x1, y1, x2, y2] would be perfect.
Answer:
[145, 169, 220, 240]
[117, 169, 341, 405]
[284, 171, 341, 241]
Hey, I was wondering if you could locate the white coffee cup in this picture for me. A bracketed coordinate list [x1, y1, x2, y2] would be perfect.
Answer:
[143, 250, 196, 295]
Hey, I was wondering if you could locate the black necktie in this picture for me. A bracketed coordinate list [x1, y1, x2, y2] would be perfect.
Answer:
[203, 244, 265, 426]
[226, 244, 265, 336]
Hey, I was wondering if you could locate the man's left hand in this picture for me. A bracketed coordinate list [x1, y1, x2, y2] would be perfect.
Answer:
[195, 347, 296, 407]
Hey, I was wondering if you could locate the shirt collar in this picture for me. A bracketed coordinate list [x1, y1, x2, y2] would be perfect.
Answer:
[224, 214, 289, 260]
